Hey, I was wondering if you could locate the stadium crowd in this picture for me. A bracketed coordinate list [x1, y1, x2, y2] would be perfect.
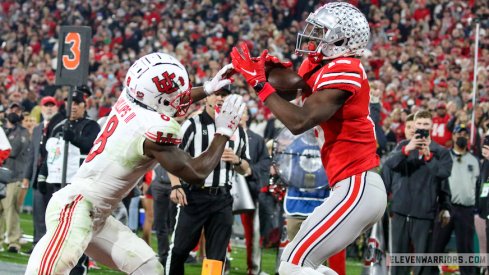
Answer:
[0, 0, 487, 145]
[0, 0, 489, 274]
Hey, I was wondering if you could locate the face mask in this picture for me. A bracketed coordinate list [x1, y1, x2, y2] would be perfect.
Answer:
[249, 107, 258, 116]
[256, 114, 264, 121]
[456, 137, 467, 149]
[6, 113, 21, 124]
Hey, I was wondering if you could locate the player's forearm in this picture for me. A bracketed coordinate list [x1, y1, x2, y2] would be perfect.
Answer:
[183, 134, 229, 184]
[190, 86, 207, 103]
[263, 93, 317, 135]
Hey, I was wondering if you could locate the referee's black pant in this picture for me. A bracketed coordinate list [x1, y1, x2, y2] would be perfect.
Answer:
[166, 186, 233, 275]
[150, 182, 175, 267]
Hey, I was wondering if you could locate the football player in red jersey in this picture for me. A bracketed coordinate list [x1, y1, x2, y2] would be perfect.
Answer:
[231, 2, 387, 274]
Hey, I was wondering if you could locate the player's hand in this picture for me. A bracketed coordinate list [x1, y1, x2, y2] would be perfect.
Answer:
[231, 42, 267, 87]
[203, 64, 234, 96]
[215, 94, 245, 137]
[170, 186, 187, 206]
[221, 148, 239, 164]
[252, 53, 292, 68]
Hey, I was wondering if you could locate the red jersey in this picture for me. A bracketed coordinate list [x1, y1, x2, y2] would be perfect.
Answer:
[431, 114, 452, 147]
[299, 58, 379, 186]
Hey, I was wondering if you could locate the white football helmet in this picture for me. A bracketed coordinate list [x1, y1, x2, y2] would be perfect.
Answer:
[124, 52, 192, 117]
[295, 2, 370, 60]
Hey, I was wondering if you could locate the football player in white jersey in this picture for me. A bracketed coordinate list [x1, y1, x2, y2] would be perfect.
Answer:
[25, 52, 244, 275]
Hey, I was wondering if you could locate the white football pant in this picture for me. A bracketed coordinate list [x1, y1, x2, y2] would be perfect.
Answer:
[25, 193, 162, 274]
[279, 171, 386, 274]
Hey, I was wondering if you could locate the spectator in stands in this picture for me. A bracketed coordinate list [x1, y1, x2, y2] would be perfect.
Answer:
[21, 112, 36, 137]
[431, 102, 453, 148]
[382, 110, 452, 275]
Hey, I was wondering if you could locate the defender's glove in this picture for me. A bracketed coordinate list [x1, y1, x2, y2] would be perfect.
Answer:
[203, 64, 234, 96]
[215, 94, 245, 137]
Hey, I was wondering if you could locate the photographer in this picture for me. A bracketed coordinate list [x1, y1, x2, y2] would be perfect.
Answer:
[383, 110, 452, 275]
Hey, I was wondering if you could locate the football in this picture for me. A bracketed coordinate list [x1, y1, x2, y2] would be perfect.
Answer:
[265, 66, 311, 101]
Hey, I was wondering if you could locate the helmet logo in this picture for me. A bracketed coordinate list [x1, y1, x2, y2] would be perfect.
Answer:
[136, 91, 144, 99]
[152, 72, 184, 94]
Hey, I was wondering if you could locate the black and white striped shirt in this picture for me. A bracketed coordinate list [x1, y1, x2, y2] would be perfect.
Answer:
[179, 110, 249, 188]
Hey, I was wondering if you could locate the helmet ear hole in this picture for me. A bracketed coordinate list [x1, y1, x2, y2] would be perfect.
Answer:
[334, 38, 347, 47]
[163, 99, 170, 106]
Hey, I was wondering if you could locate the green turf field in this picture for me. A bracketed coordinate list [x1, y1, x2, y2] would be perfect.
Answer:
[0, 213, 363, 274]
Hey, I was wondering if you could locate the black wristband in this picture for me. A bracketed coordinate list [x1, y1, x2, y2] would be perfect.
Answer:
[171, 185, 183, 191]
[253, 82, 266, 93]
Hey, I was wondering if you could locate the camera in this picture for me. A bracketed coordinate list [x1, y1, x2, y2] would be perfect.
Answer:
[415, 128, 430, 139]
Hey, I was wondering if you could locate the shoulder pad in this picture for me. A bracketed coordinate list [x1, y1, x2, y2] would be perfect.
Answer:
[143, 112, 182, 145]
[314, 58, 363, 93]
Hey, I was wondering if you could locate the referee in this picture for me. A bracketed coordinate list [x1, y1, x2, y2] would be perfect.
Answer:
[166, 87, 251, 275]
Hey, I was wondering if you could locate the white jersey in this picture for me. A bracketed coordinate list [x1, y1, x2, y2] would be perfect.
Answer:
[54, 91, 181, 211]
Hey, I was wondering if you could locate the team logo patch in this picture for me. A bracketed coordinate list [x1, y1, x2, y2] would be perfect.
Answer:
[136, 91, 144, 99]
[152, 72, 185, 94]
